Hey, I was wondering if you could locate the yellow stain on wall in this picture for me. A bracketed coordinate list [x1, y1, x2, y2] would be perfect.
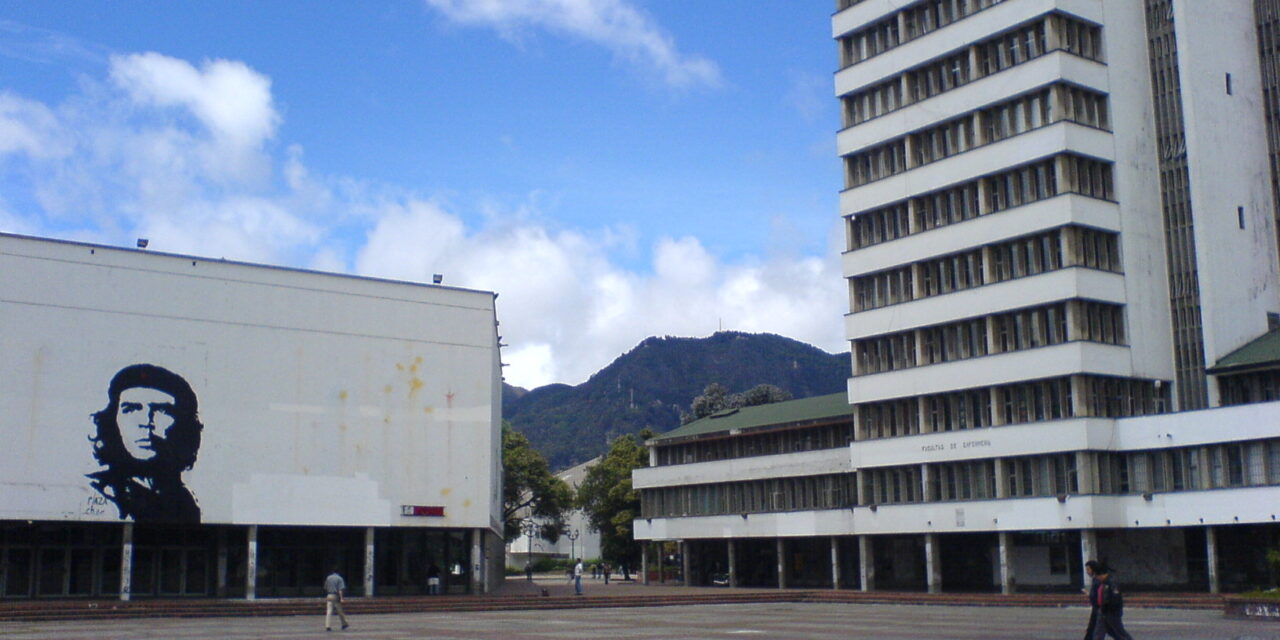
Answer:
[395, 363, 405, 372]
[462, 499, 472, 508]
[383, 384, 393, 394]
[423, 406, 434, 414]
[409, 377, 424, 396]
[439, 488, 452, 496]
[338, 390, 348, 401]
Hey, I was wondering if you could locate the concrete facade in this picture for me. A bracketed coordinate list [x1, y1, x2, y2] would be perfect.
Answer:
[632, 0, 1280, 594]
[0, 233, 505, 598]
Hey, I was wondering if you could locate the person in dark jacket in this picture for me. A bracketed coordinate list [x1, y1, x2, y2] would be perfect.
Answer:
[1084, 560, 1134, 640]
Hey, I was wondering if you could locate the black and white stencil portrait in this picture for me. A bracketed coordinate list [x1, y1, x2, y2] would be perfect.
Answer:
[87, 364, 203, 522]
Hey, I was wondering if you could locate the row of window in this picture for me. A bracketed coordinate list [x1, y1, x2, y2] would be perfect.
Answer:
[862, 439, 1280, 507]
[847, 154, 1115, 251]
[652, 420, 855, 467]
[854, 300, 1126, 375]
[858, 375, 1169, 439]
[851, 224, 1120, 312]
[640, 438, 1280, 518]
[1219, 370, 1280, 406]
[842, 14, 1105, 128]
[639, 473, 857, 518]
[845, 84, 1108, 189]
[1097, 440, 1280, 493]
[865, 453, 1079, 505]
[839, 0, 1007, 68]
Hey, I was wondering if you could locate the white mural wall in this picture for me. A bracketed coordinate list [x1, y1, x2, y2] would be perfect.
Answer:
[0, 234, 502, 531]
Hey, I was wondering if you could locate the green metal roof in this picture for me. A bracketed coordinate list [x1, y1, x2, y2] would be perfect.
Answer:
[652, 392, 852, 444]
[1210, 327, 1280, 374]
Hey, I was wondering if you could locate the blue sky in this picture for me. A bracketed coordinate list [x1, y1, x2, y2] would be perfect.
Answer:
[0, 1, 846, 388]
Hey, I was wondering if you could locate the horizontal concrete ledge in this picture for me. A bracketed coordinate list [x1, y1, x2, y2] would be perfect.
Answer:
[0, 588, 1229, 622]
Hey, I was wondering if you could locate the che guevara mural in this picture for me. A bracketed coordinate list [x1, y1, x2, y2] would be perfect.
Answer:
[87, 364, 203, 523]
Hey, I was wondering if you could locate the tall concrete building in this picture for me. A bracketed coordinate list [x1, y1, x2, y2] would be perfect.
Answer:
[837, 0, 1280, 592]
[633, 0, 1280, 594]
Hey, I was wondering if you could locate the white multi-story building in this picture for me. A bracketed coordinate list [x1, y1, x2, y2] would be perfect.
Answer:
[633, 0, 1280, 594]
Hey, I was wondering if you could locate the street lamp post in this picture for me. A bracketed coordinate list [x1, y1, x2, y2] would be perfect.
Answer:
[520, 518, 539, 552]
[567, 528, 580, 561]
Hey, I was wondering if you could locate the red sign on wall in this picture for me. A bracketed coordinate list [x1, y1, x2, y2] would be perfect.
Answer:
[400, 505, 445, 517]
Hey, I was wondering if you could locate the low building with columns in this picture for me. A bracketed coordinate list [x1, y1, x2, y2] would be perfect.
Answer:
[634, 384, 1280, 593]
[0, 233, 505, 599]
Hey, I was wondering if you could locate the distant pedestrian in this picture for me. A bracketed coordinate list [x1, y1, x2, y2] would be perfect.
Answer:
[323, 567, 350, 632]
[525, 563, 534, 581]
[603, 562, 611, 584]
[427, 563, 442, 595]
[1083, 560, 1134, 640]
[574, 558, 584, 595]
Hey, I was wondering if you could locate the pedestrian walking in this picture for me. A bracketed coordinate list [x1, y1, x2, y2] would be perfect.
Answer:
[1083, 560, 1134, 640]
[323, 567, 350, 632]
[573, 558, 584, 595]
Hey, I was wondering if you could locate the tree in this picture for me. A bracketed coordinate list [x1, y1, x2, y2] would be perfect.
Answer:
[682, 382, 729, 424]
[682, 382, 793, 424]
[575, 429, 652, 568]
[502, 423, 572, 543]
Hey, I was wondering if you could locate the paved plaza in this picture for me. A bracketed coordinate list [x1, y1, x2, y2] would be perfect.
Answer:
[1, 602, 1276, 640]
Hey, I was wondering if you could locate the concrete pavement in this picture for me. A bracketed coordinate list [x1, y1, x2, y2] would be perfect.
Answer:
[0, 600, 1273, 640]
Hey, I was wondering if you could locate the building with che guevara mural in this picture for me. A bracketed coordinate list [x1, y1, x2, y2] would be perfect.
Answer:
[0, 232, 504, 599]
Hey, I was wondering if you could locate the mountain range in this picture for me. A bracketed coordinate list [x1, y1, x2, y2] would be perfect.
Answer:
[502, 331, 850, 470]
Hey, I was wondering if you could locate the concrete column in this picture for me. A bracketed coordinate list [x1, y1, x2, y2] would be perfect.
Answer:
[1045, 13, 1062, 50]
[119, 522, 133, 602]
[641, 543, 649, 585]
[246, 525, 258, 600]
[364, 527, 376, 598]
[918, 396, 930, 434]
[1075, 451, 1096, 494]
[993, 458, 1009, 499]
[1053, 155, 1070, 198]
[471, 529, 483, 595]
[990, 387, 1005, 425]
[727, 539, 738, 588]
[1080, 529, 1097, 589]
[998, 532, 1015, 594]
[985, 316, 998, 356]
[681, 540, 691, 586]
[1070, 375, 1089, 418]
[831, 537, 841, 589]
[216, 528, 228, 598]
[976, 168, 991, 214]
[921, 464, 934, 502]
[649, 445, 658, 467]
[1206, 526, 1221, 594]
[858, 536, 875, 592]
[776, 539, 787, 589]
[925, 533, 942, 594]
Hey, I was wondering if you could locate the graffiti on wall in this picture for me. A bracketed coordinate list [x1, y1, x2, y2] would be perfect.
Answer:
[86, 364, 203, 523]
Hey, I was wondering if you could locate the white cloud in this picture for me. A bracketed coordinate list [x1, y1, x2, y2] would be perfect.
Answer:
[110, 53, 278, 150]
[0, 92, 70, 159]
[3, 49, 844, 391]
[425, 0, 721, 88]
[349, 197, 845, 388]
